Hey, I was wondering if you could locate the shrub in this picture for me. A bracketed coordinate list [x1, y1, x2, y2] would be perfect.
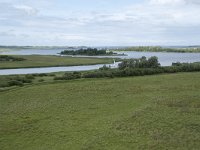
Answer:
[54, 72, 82, 80]
[0, 55, 26, 61]
[25, 74, 35, 80]
[99, 65, 111, 71]
[48, 73, 56, 77]
[53, 61, 200, 81]
[118, 56, 160, 70]
[54, 76, 63, 80]
[8, 80, 23, 86]
[38, 79, 45, 82]
[38, 73, 48, 77]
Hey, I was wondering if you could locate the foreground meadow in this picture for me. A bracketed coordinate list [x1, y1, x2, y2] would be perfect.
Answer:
[0, 72, 200, 149]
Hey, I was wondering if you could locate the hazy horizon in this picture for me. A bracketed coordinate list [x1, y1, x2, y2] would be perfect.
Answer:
[1, 45, 200, 47]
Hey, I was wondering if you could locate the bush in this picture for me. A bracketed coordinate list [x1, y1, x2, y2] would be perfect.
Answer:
[118, 56, 160, 70]
[54, 72, 82, 80]
[38, 79, 45, 82]
[0, 82, 10, 88]
[8, 80, 23, 86]
[83, 62, 200, 80]
[54, 76, 63, 80]
[48, 73, 56, 77]
[0, 55, 26, 61]
[99, 65, 111, 71]
[38, 73, 48, 77]
[55, 61, 200, 81]
[25, 74, 35, 80]
[17, 78, 32, 83]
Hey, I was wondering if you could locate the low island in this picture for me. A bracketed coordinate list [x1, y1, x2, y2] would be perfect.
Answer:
[60, 48, 125, 56]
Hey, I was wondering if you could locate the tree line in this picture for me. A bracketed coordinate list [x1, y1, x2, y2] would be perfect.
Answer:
[54, 56, 200, 80]
[60, 48, 115, 56]
[114, 46, 200, 53]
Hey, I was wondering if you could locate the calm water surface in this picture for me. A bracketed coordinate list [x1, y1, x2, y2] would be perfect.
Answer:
[0, 63, 120, 75]
[118, 51, 200, 66]
[1, 49, 63, 55]
[1, 49, 200, 75]
[2, 49, 200, 66]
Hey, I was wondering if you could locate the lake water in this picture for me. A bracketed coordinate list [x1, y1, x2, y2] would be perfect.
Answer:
[1, 49, 200, 66]
[67, 51, 200, 66]
[0, 62, 120, 75]
[1, 49, 64, 56]
[118, 51, 200, 66]
[1, 49, 200, 75]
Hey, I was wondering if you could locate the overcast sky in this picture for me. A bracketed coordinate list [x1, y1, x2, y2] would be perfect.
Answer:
[0, 0, 200, 46]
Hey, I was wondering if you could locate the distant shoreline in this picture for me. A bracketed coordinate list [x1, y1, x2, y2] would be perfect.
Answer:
[1, 46, 200, 53]
[111, 46, 200, 53]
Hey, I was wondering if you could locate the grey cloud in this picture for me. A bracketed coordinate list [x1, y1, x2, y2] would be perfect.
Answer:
[186, 0, 200, 5]
[0, 2, 38, 17]
[0, 29, 30, 38]
[14, 5, 38, 15]
[0, 0, 199, 46]
[0, 30, 16, 37]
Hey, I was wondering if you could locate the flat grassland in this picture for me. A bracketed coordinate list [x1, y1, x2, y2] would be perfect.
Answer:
[0, 55, 114, 69]
[0, 72, 200, 149]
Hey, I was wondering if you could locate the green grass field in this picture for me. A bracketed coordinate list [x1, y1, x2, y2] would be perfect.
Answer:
[0, 72, 200, 149]
[0, 55, 115, 69]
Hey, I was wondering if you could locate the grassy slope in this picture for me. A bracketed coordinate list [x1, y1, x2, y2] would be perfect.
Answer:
[0, 55, 114, 69]
[0, 72, 200, 150]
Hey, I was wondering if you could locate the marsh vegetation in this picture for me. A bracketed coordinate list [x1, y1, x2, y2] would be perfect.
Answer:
[1, 48, 200, 149]
[0, 55, 115, 69]
[0, 72, 200, 149]
[0, 55, 25, 62]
